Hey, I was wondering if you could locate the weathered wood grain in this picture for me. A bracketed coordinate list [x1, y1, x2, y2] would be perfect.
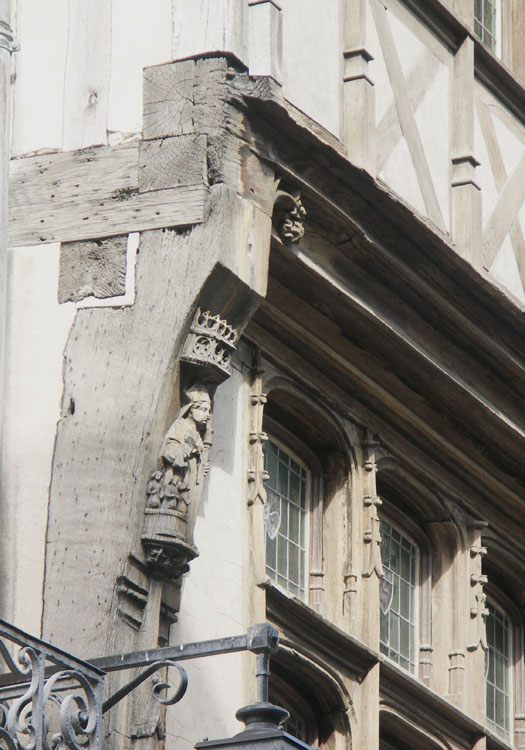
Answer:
[143, 60, 197, 140]
[139, 135, 207, 192]
[62, 0, 111, 150]
[8, 144, 207, 246]
[58, 236, 128, 303]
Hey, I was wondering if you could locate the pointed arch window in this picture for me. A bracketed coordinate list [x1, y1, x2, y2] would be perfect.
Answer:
[379, 519, 418, 674]
[486, 602, 511, 736]
[264, 438, 310, 600]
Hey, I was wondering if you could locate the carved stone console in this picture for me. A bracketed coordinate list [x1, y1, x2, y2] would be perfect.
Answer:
[272, 190, 307, 244]
[141, 309, 238, 580]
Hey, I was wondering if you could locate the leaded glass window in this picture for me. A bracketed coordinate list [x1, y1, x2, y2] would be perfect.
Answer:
[264, 439, 308, 599]
[486, 603, 510, 736]
[379, 519, 417, 673]
[474, 0, 498, 53]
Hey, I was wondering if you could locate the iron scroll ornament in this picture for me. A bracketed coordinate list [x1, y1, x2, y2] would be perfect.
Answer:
[102, 661, 188, 715]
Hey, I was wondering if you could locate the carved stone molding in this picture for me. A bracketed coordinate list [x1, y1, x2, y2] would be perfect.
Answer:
[467, 522, 488, 652]
[273, 190, 307, 244]
[361, 435, 384, 578]
[247, 351, 269, 506]
[343, 572, 358, 617]
[181, 308, 238, 382]
[448, 649, 466, 696]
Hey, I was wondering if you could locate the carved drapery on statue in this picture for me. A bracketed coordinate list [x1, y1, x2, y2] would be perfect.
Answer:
[141, 310, 237, 579]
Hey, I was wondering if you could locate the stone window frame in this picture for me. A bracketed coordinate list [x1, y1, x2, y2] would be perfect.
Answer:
[263, 435, 313, 601]
[263, 414, 324, 609]
[485, 600, 512, 738]
[268, 643, 353, 750]
[379, 517, 420, 675]
[378, 497, 433, 685]
[483, 583, 525, 745]
[269, 673, 321, 746]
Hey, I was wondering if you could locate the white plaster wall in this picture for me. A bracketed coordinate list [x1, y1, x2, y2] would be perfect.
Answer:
[108, 0, 172, 141]
[11, 0, 173, 155]
[413, 61, 450, 230]
[165, 366, 249, 750]
[490, 235, 525, 303]
[474, 82, 525, 304]
[367, 1, 393, 127]
[280, 0, 341, 137]
[474, 105, 499, 228]
[2, 243, 75, 634]
[11, 0, 68, 155]
[475, 83, 525, 228]
[372, 0, 451, 231]
[172, 0, 249, 65]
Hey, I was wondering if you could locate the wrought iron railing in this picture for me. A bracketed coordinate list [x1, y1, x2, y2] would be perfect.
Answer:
[0, 619, 279, 750]
[0, 619, 104, 750]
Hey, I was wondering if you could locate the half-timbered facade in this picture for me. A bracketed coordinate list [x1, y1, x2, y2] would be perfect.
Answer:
[1, 3, 524, 750]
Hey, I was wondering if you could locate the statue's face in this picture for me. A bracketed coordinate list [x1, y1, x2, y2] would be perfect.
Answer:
[190, 395, 211, 426]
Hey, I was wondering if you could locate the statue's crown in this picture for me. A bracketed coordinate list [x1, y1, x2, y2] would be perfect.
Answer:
[193, 310, 238, 344]
[181, 309, 238, 381]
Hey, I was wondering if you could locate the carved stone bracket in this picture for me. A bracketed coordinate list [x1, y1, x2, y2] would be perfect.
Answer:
[273, 190, 307, 244]
[467, 523, 488, 652]
[361, 435, 384, 578]
[142, 311, 238, 580]
[247, 352, 269, 506]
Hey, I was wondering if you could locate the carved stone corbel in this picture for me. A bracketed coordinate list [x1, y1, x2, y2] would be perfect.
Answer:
[467, 521, 489, 652]
[247, 351, 269, 506]
[361, 434, 384, 578]
[273, 190, 307, 244]
[141, 309, 238, 580]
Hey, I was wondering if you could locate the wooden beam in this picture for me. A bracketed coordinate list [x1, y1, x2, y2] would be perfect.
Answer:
[481, 150, 525, 268]
[476, 98, 525, 284]
[372, 0, 446, 231]
[62, 0, 111, 150]
[8, 142, 207, 247]
[377, 49, 440, 173]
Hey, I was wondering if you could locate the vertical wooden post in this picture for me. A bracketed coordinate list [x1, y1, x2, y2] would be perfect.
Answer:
[511, 1, 525, 81]
[248, 0, 282, 83]
[0, 0, 15, 619]
[451, 0, 474, 28]
[451, 36, 481, 266]
[342, 0, 375, 173]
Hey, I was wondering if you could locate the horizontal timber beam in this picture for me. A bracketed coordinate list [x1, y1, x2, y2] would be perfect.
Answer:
[8, 139, 208, 247]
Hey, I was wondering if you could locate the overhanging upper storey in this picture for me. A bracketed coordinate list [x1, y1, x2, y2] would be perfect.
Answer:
[183, 59, 525, 542]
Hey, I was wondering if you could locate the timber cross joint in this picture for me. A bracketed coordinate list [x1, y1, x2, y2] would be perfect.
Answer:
[0, 619, 281, 750]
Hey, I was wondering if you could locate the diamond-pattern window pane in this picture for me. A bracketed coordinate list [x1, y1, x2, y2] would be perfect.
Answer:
[379, 520, 417, 673]
[486, 603, 510, 737]
[264, 440, 309, 600]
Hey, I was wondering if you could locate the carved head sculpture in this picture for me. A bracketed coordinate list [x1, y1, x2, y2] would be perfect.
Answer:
[179, 383, 212, 430]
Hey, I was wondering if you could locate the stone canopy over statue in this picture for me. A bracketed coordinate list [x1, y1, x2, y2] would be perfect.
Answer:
[141, 309, 237, 580]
